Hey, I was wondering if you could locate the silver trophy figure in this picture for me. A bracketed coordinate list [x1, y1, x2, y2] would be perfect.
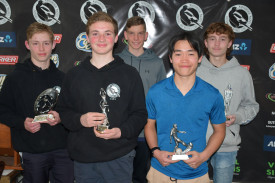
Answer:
[224, 84, 233, 119]
[170, 124, 193, 160]
[33, 86, 61, 123]
[97, 88, 110, 133]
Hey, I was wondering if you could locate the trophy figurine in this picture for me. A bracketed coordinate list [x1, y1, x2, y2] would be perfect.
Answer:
[170, 124, 193, 160]
[97, 88, 110, 133]
[33, 86, 61, 123]
[224, 84, 233, 120]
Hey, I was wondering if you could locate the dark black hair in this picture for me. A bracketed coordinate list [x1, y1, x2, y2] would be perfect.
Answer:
[168, 32, 203, 58]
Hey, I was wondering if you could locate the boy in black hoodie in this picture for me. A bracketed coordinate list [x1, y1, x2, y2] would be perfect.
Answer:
[0, 22, 74, 183]
[57, 12, 147, 183]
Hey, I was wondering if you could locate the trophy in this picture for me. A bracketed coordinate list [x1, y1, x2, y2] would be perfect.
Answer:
[170, 124, 193, 160]
[32, 86, 61, 123]
[96, 88, 110, 133]
[224, 84, 233, 120]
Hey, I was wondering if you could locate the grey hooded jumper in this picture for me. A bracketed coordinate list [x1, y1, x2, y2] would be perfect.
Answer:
[197, 56, 259, 152]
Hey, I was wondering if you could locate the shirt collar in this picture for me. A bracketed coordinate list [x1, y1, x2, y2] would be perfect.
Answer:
[165, 73, 203, 95]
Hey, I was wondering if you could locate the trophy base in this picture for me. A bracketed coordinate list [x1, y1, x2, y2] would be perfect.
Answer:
[172, 154, 189, 160]
[97, 125, 109, 134]
[32, 114, 54, 123]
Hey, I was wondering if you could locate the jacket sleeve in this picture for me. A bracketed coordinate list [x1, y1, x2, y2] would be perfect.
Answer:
[120, 72, 148, 139]
[56, 73, 83, 132]
[0, 76, 25, 129]
[234, 71, 259, 125]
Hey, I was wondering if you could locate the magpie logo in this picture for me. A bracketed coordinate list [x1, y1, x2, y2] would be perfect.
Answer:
[33, 0, 61, 26]
[0, 0, 12, 24]
[225, 4, 253, 33]
[176, 3, 203, 31]
[128, 1, 155, 22]
[80, 0, 107, 25]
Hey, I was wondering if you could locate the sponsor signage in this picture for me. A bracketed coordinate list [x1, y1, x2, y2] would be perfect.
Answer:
[241, 65, 250, 71]
[0, 74, 7, 91]
[0, 55, 18, 65]
[266, 93, 275, 102]
[270, 44, 275, 53]
[266, 121, 275, 128]
[264, 135, 275, 152]
[269, 63, 275, 80]
[54, 34, 62, 44]
[75, 32, 91, 52]
[0, 32, 16, 47]
[232, 39, 251, 55]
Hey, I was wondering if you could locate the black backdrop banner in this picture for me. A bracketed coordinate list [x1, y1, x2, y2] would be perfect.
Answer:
[0, 0, 275, 182]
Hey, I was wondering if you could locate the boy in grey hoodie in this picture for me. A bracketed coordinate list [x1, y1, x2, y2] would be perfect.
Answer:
[196, 22, 259, 183]
[117, 16, 166, 183]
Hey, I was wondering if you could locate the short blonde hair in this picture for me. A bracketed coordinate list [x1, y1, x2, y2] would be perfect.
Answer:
[86, 12, 118, 36]
[26, 22, 54, 42]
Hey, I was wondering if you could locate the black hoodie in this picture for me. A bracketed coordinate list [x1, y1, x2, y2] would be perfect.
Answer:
[57, 55, 147, 163]
[0, 59, 68, 153]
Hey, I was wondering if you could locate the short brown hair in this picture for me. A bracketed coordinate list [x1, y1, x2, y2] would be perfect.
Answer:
[204, 22, 235, 57]
[125, 16, 146, 31]
[86, 12, 118, 36]
[26, 22, 54, 42]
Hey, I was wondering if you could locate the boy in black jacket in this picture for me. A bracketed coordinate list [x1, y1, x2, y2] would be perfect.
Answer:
[57, 12, 147, 183]
[0, 22, 74, 183]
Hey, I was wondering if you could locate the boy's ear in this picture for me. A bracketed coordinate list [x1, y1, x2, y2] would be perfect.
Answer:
[114, 34, 118, 43]
[124, 31, 128, 40]
[228, 40, 233, 48]
[198, 56, 203, 63]
[52, 41, 56, 50]
[86, 33, 90, 43]
[169, 56, 173, 64]
[204, 39, 208, 48]
[25, 40, 30, 50]
[145, 32, 148, 41]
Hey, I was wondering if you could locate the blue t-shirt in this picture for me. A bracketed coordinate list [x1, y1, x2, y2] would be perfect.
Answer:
[146, 75, 226, 180]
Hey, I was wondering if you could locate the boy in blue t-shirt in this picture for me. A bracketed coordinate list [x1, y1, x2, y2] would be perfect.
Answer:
[144, 32, 226, 182]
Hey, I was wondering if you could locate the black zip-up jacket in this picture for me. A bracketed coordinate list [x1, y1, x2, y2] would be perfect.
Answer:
[0, 59, 68, 153]
[57, 55, 147, 163]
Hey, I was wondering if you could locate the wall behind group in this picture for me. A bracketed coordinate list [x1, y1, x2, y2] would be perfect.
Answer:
[0, 0, 274, 182]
